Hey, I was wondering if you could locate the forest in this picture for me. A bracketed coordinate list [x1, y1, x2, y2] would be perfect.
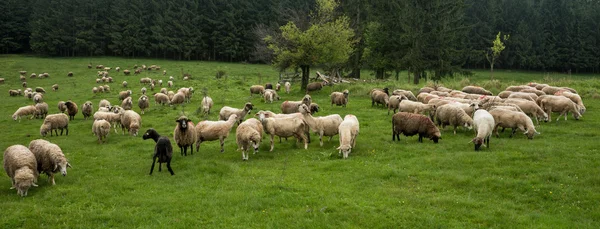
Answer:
[1, 0, 599, 75]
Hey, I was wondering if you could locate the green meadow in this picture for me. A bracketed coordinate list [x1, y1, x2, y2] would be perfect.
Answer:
[1, 55, 599, 228]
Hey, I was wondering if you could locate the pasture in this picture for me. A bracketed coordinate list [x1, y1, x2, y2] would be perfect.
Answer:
[1, 55, 599, 228]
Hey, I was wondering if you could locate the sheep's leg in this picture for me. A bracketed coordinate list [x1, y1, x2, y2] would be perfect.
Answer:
[453, 126, 457, 135]
[189, 145, 193, 155]
[149, 157, 158, 175]
[50, 174, 55, 185]
[220, 137, 225, 153]
[418, 134, 423, 143]
[319, 131, 324, 147]
[158, 162, 162, 172]
[166, 160, 174, 175]
[509, 129, 516, 138]
[485, 136, 490, 148]
[269, 135, 274, 152]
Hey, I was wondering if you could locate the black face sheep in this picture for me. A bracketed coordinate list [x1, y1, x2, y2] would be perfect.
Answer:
[337, 114, 359, 159]
[35, 87, 46, 94]
[174, 116, 196, 156]
[195, 114, 238, 153]
[65, 101, 78, 120]
[28, 139, 72, 185]
[82, 101, 93, 120]
[219, 102, 254, 125]
[265, 83, 273, 90]
[143, 129, 174, 175]
[236, 118, 263, 161]
[392, 112, 441, 143]
[3, 145, 39, 197]
[471, 109, 495, 151]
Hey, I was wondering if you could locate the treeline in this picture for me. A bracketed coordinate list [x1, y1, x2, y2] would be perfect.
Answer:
[1, 0, 599, 73]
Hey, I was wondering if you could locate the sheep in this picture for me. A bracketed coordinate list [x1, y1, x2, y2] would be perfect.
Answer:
[306, 81, 327, 94]
[19, 70, 27, 75]
[195, 114, 238, 153]
[33, 93, 43, 104]
[392, 89, 417, 101]
[138, 95, 149, 114]
[134, 69, 141, 75]
[508, 92, 538, 101]
[154, 93, 169, 105]
[489, 108, 539, 139]
[236, 118, 263, 160]
[173, 116, 196, 156]
[93, 110, 122, 133]
[280, 95, 312, 114]
[29, 73, 37, 78]
[160, 88, 168, 94]
[64, 101, 78, 120]
[331, 90, 349, 107]
[250, 85, 265, 96]
[34, 102, 49, 119]
[143, 129, 174, 175]
[82, 101, 93, 120]
[51, 84, 59, 91]
[371, 90, 389, 107]
[167, 81, 173, 88]
[22, 82, 26, 88]
[169, 76, 174, 81]
[57, 101, 66, 113]
[92, 119, 111, 143]
[9, 89, 22, 96]
[115, 67, 120, 72]
[201, 96, 213, 115]
[520, 88, 546, 96]
[275, 83, 281, 91]
[121, 97, 133, 110]
[505, 85, 532, 92]
[12, 105, 37, 121]
[542, 86, 577, 95]
[20, 75, 26, 81]
[34, 87, 46, 94]
[462, 86, 493, 95]
[537, 95, 582, 122]
[150, 83, 155, 91]
[430, 91, 449, 97]
[123, 70, 131, 75]
[434, 104, 473, 135]
[503, 98, 548, 124]
[264, 89, 275, 103]
[392, 112, 441, 143]
[298, 104, 343, 146]
[118, 90, 132, 100]
[177, 87, 194, 103]
[557, 91, 585, 114]
[337, 115, 359, 159]
[120, 110, 141, 136]
[535, 83, 549, 90]
[285, 82, 291, 94]
[219, 102, 254, 124]
[122, 81, 128, 88]
[28, 139, 71, 186]
[258, 112, 308, 152]
[0, 78, 3, 84]
[398, 100, 436, 117]
[169, 92, 186, 107]
[3, 145, 38, 196]
[92, 87, 99, 94]
[471, 109, 495, 151]
[40, 113, 69, 137]
[140, 77, 152, 84]
[158, 80, 163, 86]
[264, 83, 273, 90]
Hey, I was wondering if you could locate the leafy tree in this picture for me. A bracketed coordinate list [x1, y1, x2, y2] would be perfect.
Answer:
[485, 32, 509, 79]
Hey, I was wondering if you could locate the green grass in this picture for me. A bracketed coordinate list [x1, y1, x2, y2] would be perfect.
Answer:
[1, 55, 599, 228]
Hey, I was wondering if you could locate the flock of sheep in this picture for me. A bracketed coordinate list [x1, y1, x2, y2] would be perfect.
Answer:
[4, 64, 586, 196]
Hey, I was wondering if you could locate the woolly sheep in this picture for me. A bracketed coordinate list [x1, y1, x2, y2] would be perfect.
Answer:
[140, 77, 152, 84]
[92, 119, 111, 144]
[371, 90, 389, 107]
[264, 90, 275, 103]
[280, 95, 312, 114]
[195, 114, 238, 153]
[52, 84, 59, 91]
[537, 95, 581, 122]
[65, 101, 78, 120]
[219, 102, 254, 124]
[306, 81, 327, 94]
[82, 101, 93, 120]
[337, 114, 359, 159]
[143, 129, 174, 175]
[40, 113, 69, 137]
[154, 93, 169, 105]
[520, 88, 546, 96]
[392, 112, 441, 143]
[120, 110, 141, 136]
[250, 85, 265, 96]
[392, 89, 417, 101]
[258, 112, 308, 152]
[489, 108, 539, 139]
[118, 90, 132, 100]
[462, 86, 493, 95]
[158, 80, 163, 86]
[123, 70, 130, 75]
[22, 82, 26, 88]
[331, 90, 349, 107]
[285, 82, 291, 94]
[138, 95, 149, 114]
[12, 105, 37, 121]
[505, 85, 532, 92]
[28, 139, 71, 185]
[57, 101, 67, 113]
[93, 110, 122, 134]
[121, 97, 133, 110]
[33, 93, 43, 104]
[201, 96, 213, 115]
[122, 81, 128, 87]
[275, 83, 281, 91]
[160, 88, 168, 94]
[115, 67, 120, 72]
[3, 145, 38, 196]
[92, 87, 99, 94]
[398, 99, 436, 117]
[298, 104, 342, 146]
[435, 104, 473, 135]
[177, 87, 194, 103]
[557, 91, 585, 114]
[471, 109, 495, 150]
[169, 92, 186, 106]
[236, 118, 263, 160]
[9, 89, 21, 96]
[141, 87, 147, 95]
[542, 86, 577, 95]
[30, 73, 37, 78]
[173, 116, 196, 156]
[20, 70, 27, 75]
[20, 75, 26, 81]
[98, 99, 111, 108]
[508, 92, 538, 101]
[34, 102, 48, 119]
[503, 98, 548, 124]
[167, 81, 173, 88]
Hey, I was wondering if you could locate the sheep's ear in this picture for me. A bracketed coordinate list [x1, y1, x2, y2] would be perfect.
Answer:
[32, 183, 38, 187]
[336, 146, 341, 150]
[535, 131, 541, 135]
[468, 139, 474, 143]
[54, 164, 58, 171]
[67, 163, 72, 168]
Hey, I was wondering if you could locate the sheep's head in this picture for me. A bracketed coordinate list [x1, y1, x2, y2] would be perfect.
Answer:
[383, 88, 389, 95]
[337, 145, 352, 158]
[472, 137, 484, 150]
[130, 123, 140, 136]
[228, 114, 238, 122]
[54, 159, 72, 176]
[431, 132, 441, 143]
[14, 167, 37, 197]
[298, 104, 310, 114]
[244, 102, 254, 111]
[176, 116, 190, 130]
[573, 110, 581, 120]
[143, 128, 158, 141]
[310, 103, 320, 114]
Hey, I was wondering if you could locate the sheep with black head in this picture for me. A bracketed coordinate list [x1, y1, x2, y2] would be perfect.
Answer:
[143, 129, 174, 175]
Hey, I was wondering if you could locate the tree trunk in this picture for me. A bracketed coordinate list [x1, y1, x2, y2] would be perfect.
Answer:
[413, 71, 420, 84]
[490, 64, 494, 80]
[301, 65, 310, 91]
[375, 68, 384, 79]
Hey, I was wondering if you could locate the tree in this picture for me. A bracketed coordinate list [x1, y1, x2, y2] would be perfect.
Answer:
[266, 0, 355, 91]
[486, 32, 509, 79]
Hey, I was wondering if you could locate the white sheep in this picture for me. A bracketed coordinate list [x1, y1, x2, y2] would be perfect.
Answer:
[154, 93, 169, 105]
[471, 109, 495, 151]
[93, 110, 122, 133]
[298, 104, 343, 146]
[169, 92, 186, 106]
[12, 105, 37, 121]
[258, 113, 308, 152]
[537, 95, 581, 122]
[140, 77, 152, 84]
[92, 119, 111, 143]
[28, 139, 72, 185]
[138, 95, 150, 114]
[141, 87, 147, 95]
[337, 114, 359, 159]
[121, 97, 133, 110]
[82, 101, 93, 120]
[99, 99, 111, 108]
[167, 81, 173, 88]
[250, 85, 265, 96]
[503, 98, 548, 124]
[40, 113, 69, 137]
[3, 145, 38, 196]
[120, 110, 141, 136]
[489, 108, 539, 139]
[285, 82, 291, 94]
[118, 90, 132, 100]
[160, 88, 168, 94]
[173, 116, 196, 156]
[219, 102, 254, 124]
[201, 96, 213, 115]
[392, 89, 418, 101]
[280, 95, 312, 114]
[264, 89, 275, 103]
[195, 114, 238, 153]
[34, 102, 49, 119]
[92, 87, 99, 94]
[398, 100, 436, 116]
[177, 87, 194, 103]
[236, 118, 263, 160]
[558, 91, 585, 114]
[434, 104, 473, 135]
[331, 90, 349, 107]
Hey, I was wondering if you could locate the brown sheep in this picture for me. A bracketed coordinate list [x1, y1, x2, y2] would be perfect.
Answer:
[392, 112, 441, 143]
[306, 81, 327, 94]
[462, 86, 493, 95]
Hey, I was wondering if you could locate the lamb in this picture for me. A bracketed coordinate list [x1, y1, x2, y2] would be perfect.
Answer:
[250, 85, 265, 96]
[115, 67, 120, 72]
[138, 95, 150, 114]
[299, 104, 343, 146]
[140, 77, 152, 84]
[434, 104, 474, 135]
[557, 91, 585, 114]
[392, 112, 441, 143]
[34, 102, 49, 119]
[236, 118, 263, 160]
[169, 92, 186, 106]
[122, 81, 128, 88]
[258, 112, 308, 151]
[537, 95, 582, 122]
[489, 108, 539, 139]
[264, 89, 275, 103]
[398, 100, 436, 116]
[52, 84, 59, 91]
[280, 95, 312, 114]
[121, 97, 133, 110]
[120, 110, 142, 136]
[92, 87, 99, 94]
[80, 101, 93, 120]
[337, 115, 359, 159]
[28, 139, 72, 185]
[3, 145, 38, 196]
[471, 109, 495, 151]
[201, 96, 213, 115]
[65, 101, 78, 120]
[306, 81, 327, 94]
[392, 89, 417, 101]
[58, 101, 67, 113]
[371, 90, 389, 107]
[118, 90, 132, 100]
[285, 82, 291, 94]
[195, 114, 238, 153]
[33, 93, 43, 104]
[154, 93, 169, 105]
[92, 119, 111, 143]
[12, 105, 37, 121]
[173, 116, 196, 156]
[99, 99, 111, 108]
[40, 113, 69, 136]
[143, 129, 174, 175]
[503, 98, 548, 124]
[331, 90, 349, 107]
[219, 102, 254, 124]
[462, 86, 493, 95]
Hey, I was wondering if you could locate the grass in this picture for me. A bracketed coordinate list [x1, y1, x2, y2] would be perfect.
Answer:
[1, 55, 599, 228]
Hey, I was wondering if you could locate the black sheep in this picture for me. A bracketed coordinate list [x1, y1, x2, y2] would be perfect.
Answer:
[143, 128, 174, 175]
[64, 101, 78, 120]
[265, 83, 273, 90]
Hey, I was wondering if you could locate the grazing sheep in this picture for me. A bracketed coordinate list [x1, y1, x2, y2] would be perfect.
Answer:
[22, 82, 26, 88]
[264, 90, 275, 103]
[398, 99, 436, 117]
[489, 108, 539, 139]
[434, 104, 473, 135]
[154, 93, 169, 105]
[64, 101, 78, 120]
[280, 95, 312, 114]
[92, 87, 99, 94]
[392, 112, 441, 143]
[67, 72, 73, 77]
[392, 89, 417, 101]
[115, 67, 120, 72]
[471, 109, 495, 151]
[430, 91, 449, 97]
[542, 86, 576, 95]
[12, 105, 37, 121]
[371, 90, 389, 107]
[505, 85, 531, 92]
[275, 83, 281, 91]
[33, 93, 43, 104]
[462, 86, 493, 95]
[121, 97, 133, 110]
[138, 95, 149, 114]
[557, 91, 585, 114]
[167, 81, 173, 88]
[20, 70, 27, 75]
[140, 87, 146, 95]
[219, 102, 254, 124]
[508, 92, 538, 101]
[123, 70, 131, 75]
[3, 145, 38, 196]
[258, 113, 308, 152]
[93, 110, 122, 134]
[9, 89, 22, 96]
[40, 113, 69, 136]
[118, 90, 132, 100]
[158, 80, 163, 86]
[250, 85, 265, 96]
[173, 116, 196, 156]
[298, 104, 343, 146]
[120, 110, 141, 136]
[331, 90, 349, 107]
[160, 88, 168, 94]
[195, 114, 238, 153]
[134, 69, 141, 75]
[534, 83, 549, 90]
[177, 87, 194, 103]
[150, 83, 155, 91]
[285, 82, 291, 94]
[81, 101, 93, 120]
[169, 92, 186, 107]
[35, 87, 46, 94]
[537, 95, 582, 122]
[56, 101, 66, 113]
[20, 75, 26, 81]
[143, 129, 174, 175]
[337, 114, 359, 159]
[236, 119, 263, 160]
[28, 139, 71, 185]
[201, 96, 213, 115]
[503, 98, 548, 124]
[122, 81, 128, 88]
[30, 73, 37, 78]
[34, 102, 49, 119]
[306, 81, 328, 94]
[140, 77, 152, 85]
[520, 88, 546, 96]
[92, 119, 111, 143]
[51, 84, 59, 91]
